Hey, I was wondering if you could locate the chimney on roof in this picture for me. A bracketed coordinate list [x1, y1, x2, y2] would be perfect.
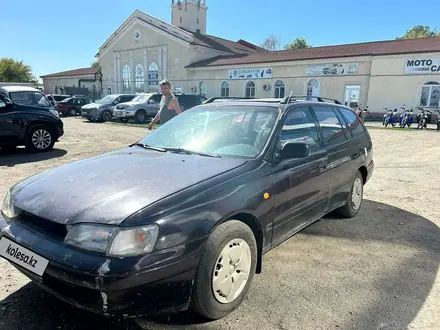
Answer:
[171, 0, 207, 34]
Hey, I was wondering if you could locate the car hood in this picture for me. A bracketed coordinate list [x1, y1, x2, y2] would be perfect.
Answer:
[10, 148, 247, 226]
[82, 103, 106, 110]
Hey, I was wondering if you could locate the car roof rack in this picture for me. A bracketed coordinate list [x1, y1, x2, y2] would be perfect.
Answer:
[280, 93, 342, 105]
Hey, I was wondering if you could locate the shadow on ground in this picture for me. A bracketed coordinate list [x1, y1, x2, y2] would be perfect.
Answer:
[0, 148, 67, 167]
[0, 200, 438, 329]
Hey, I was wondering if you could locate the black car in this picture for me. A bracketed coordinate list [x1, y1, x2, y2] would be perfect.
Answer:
[176, 93, 207, 110]
[0, 96, 373, 320]
[0, 86, 64, 152]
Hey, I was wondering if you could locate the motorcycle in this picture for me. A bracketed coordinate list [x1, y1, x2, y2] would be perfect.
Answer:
[417, 108, 430, 130]
[399, 107, 414, 128]
[383, 108, 398, 127]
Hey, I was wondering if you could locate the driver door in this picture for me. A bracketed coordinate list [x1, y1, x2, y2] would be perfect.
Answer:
[0, 98, 21, 144]
[270, 106, 330, 247]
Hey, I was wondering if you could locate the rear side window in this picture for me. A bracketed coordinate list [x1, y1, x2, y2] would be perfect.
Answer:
[338, 108, 365, 137]
[279, 107, 320, 150]
[312, 106, 347, 145]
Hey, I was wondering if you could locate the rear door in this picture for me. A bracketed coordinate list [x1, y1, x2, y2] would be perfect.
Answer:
[271, 106, 330, 246]
[310, 105, 354, 210]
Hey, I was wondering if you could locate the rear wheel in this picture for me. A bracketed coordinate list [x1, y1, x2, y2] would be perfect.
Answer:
[335, 171, 364, 218]
[191, 220, 257, 320]
[25, 125, 55, 152]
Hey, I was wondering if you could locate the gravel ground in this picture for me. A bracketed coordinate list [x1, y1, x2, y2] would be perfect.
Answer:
[0, 118, 439, 330]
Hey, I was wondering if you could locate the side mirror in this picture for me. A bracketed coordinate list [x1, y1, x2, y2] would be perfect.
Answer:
[280, 142, 310, 159]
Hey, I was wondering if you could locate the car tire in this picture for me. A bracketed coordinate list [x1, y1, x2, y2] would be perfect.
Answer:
[190, 220, 257, 320]
[101, 111, 112, 122]
[25, 125, 56, 152]
[69, 109, 77, 116]
[135, 110, 147, 123]
[335, 171, 364, 218]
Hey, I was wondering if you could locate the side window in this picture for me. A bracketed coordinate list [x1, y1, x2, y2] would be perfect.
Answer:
[124, 95, 135, 102]
[312, 106, 347, 145]
[338, 107, 365, 137]
[279, 107, 320, 150]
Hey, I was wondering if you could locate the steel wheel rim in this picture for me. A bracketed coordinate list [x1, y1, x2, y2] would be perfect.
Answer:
[137, 113, 145, 121]
[351, 178, 363, 210]
[32, 129, 51, 149]
[212, 238, 251, 304]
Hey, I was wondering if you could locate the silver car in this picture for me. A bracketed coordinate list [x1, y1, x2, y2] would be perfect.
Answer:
[81, 94, 136, 122]
[113, 93, 162, 123]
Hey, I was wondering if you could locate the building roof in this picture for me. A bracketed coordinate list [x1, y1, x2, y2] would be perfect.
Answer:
[187, 37, 440, 68]
[40, 67, 100, 78]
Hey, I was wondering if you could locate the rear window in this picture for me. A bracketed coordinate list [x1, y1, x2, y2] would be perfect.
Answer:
[10, 91, 51, 108]
[54, 95, 68, 102]
[338, 108, 366, 137]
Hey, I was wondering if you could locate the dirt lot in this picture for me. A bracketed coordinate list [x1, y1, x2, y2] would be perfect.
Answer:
[0, 118, 439, 330]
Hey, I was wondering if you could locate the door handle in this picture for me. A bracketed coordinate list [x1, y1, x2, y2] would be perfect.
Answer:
[352, 152, 360, 158]
[319, 163, 328, 171]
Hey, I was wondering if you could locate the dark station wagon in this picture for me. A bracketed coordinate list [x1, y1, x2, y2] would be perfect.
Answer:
[0, 96, 374, 320]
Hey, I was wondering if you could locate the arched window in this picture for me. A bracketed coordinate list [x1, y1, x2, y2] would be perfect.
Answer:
[306, 78, 320, 99]
[221, 81, 229, 97]
[148, 62, 159, 92]
[245, 81, 256, 98]
[274, 80, 285, 98]
[420, 81, 440, 107]
[135, 64, 144, 92]
[122, 65, 131, 92]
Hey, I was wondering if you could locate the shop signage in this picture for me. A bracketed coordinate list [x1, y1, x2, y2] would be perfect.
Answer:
[404, 59, 440, 74]
[228, 68, 272, 80]
[306, 63, 359, 76]
[148, 71, 159, 85]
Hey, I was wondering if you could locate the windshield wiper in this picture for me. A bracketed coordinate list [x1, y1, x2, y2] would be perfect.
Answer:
[130, 143, 167, 152]
[163, 148, 222, 158]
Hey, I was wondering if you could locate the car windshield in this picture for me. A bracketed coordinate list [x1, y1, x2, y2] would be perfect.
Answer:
[140, 106, 279, 158]
[9, 91, 51, 108]
[96, 95, 117, 104]
[132, 94, 152, 103]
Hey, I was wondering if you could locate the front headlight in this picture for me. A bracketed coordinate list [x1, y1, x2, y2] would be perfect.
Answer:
[126, 106, 135, 111]
[50, 109, 60, 118]
[65, 224, 159, 256]
[1, 190, 22, 219]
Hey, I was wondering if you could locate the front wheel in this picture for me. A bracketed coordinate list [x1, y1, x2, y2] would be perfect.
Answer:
[191, 220, 257, 320]
[335, 171, 364, 218]
[69, 108, 77, 116]
[100, 111, 112, 122]
[25, 125, 55, 152]
[135, 110, 147, 123]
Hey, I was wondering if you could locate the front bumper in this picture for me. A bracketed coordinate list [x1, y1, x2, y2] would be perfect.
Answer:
[81, 109, 99, 120]
[0, 216, 201, 317]
[113, 109, 135, 119]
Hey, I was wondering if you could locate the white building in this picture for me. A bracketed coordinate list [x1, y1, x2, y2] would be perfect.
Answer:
[91, 0, 440, 112]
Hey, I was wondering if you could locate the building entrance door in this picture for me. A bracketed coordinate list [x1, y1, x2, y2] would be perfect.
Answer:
[344, 85, 361, 108]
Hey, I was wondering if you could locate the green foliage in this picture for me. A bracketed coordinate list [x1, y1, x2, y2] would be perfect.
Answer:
[285, 37, 312, 49]
[0, 57, 35, 82]
[396, 25, 440, 40]
[91, 60, 100, 68]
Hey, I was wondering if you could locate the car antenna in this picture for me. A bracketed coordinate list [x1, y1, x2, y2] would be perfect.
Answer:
[287, 90, 293, 103]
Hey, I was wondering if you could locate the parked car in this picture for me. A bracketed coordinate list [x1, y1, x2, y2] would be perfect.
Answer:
[0, 96, 373, 319]
[56, 97, 93, 116]
[81, 94, 136, 122]
[176, 93, 207, 110]
[203, 97, 254, 104]
[113, 93, 162, 123]
[46, 94, 70, 107]
[0, 86, 64, 152]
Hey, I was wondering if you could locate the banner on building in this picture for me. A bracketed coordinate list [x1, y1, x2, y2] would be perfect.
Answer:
[306, 63, 359, 76]
[404, 59, 440, 74]
[228, 68, 272, 80]
[148, 71, 159, 85]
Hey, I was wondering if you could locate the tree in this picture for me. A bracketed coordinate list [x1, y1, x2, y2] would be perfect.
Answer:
[396, 25, 440, 40]
[91, 59, 100, 68]
[0, 57, 35, 82]
[260, 35, 283, 51]
[285, 37, 312, 49]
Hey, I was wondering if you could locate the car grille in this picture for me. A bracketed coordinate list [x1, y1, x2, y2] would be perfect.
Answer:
[17, 212, 68, 239]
